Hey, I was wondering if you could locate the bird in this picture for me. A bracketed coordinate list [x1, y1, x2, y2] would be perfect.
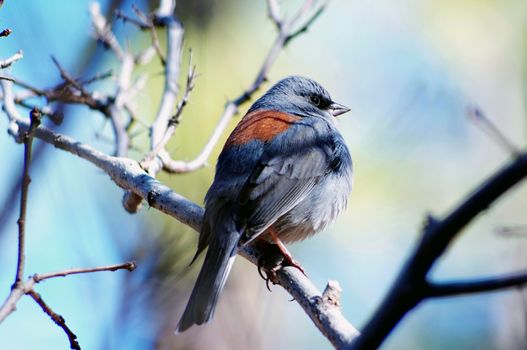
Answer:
[177, 76, 352, 332]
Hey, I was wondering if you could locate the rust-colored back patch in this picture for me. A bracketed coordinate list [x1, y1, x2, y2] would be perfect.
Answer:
[225, 110, 301, 147]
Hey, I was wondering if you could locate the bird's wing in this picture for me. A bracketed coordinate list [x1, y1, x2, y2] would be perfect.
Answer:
[229, 111, 335, 243]
[239, 139, 332, 243]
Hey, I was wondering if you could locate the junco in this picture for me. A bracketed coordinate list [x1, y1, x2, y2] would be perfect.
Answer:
[177, 76, 352, 332]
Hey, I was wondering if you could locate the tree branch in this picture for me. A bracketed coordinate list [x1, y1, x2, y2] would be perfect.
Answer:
[149, 0, 183, 162]
[121, 0, 184, 212]
[0, 261, 135, 333]
[0, 50, 23, 69]
[426, 271, 527, 298]
[14, 108, 41, 286]
[90, 3, 124, 60]
[141, 54, 196, 171]
[466, 107, 521, 156]
[27, 290, 81, 350]
[33, 261, 136, 282]
[350, 152, 527, 350]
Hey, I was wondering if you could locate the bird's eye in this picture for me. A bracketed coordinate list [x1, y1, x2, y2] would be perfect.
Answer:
[310, 96, 320, 106]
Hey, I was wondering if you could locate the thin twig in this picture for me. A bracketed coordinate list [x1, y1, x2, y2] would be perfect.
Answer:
[1, 76, 25, 140]
[285, 2, 326, 45]
[51, 56, 87, 94]
[426, 271, 527, 297]
[0, 260, 136, 326]
[14, 108, 42, 286]
[267, 0, 282, 29]
[90, 3, 124, 59]
[115, 8, 150, 30]
[12, 77, 108, 112]
[0, 50, 23, 69]
[13, 99, 63, 125]
[141, 52, 196, 169]
[108, 53, 133, 156]
[132, 4, 166, 64]
[27, 290, 81, 350]
[79, 69, 114, 86]
[467, 106, 521, 156]
[34, 261, 136, 282]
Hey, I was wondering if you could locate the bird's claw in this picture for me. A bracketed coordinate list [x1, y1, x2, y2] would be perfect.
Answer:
[281, 256, 307, 277]
[257, 259, 279, 291]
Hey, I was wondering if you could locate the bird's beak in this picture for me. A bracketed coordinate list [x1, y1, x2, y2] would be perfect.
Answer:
[329, 101, 350, 117]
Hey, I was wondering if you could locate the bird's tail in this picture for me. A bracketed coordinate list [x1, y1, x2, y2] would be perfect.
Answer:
[176, 231, 239, 332]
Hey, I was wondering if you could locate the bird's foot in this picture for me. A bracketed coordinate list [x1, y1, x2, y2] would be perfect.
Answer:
[267, 228, 307, 277]
[254, 239, 307, 291]
[280, 254, 306, 276]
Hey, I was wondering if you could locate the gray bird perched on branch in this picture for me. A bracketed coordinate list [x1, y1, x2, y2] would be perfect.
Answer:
[177, 76, 352, 332]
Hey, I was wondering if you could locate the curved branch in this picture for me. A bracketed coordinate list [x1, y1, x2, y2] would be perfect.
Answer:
[351, 153, 527, 350]
[6, 116, 360, 349]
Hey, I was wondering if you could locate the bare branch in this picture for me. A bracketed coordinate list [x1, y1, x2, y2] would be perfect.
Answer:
[132, 4, 166, 64]
[426, 271, 527, 297]
[11, 78, 108, 112]
[27, 290, 80, 350]
[14, 108, 42, 286]
[142, 53, 196, 170]
[161, 101, 237, 173]
[50, 56, 88, 94]
[0, 260, 135, 332]
[108, 53, 134, 156]
[13, 99, 63, 125]
[0, 281, 27, 323]
[467, 106, 521, 156]
[0, 50, 23, 69]
[287, 0, 314, 27]
[90, 3, 124, 59]
[351, 152, 527, 350]
[122, 0, 183, 212]
[115, 5, 166, 64]
[0, 75, 15, 82]
[149, 7, 184, 159]
[148, 25, 166, 65]
[1, 79, 24, 138]
[285, 2, 326, 45]
[275, 275, 360, 346]
[156, 0, 175, 17]
[267, 0, 283, 29]
[33, 261, 136, 282]
[79, 69, 114, 85]
[115, 8, 150, 30]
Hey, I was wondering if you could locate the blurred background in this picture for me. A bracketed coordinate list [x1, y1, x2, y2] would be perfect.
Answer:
[1, 0, 527, 349]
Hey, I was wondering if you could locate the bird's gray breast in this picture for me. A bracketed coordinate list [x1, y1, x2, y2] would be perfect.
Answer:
[274, 133, 353, 243]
